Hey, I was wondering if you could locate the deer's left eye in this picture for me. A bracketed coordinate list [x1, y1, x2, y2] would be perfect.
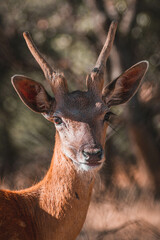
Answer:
[104, 112, 113, 122]
[53, 116, 63, 125]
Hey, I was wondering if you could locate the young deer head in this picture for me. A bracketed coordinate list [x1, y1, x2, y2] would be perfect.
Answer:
[12, 21, 148, 173]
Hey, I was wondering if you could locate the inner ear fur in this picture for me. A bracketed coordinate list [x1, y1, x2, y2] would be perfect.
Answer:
[102, 61, 149, 107]
[11, 75, 53, 113]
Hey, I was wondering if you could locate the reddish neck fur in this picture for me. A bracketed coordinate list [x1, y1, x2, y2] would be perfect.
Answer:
[39, 131, 95, 214]
[25, 131, 95, 239]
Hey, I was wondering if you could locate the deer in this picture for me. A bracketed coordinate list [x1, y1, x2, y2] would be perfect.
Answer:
[0, 21, 148, 240]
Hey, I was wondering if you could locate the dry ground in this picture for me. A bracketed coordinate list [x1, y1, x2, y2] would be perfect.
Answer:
[77, 181, 160, 240]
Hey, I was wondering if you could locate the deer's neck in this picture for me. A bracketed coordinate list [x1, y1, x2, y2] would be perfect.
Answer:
[36, 132, 95, 238]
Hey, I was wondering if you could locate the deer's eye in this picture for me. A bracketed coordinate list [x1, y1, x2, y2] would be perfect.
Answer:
[53, 116, 63, 125]
[104, 112, 113, 122]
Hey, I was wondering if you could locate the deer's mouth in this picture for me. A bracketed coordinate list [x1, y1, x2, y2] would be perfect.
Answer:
[69, 157, 104, 169]
[82, 156, 105, 168]
[86, 159, 105, 169]
[86, 161, 102, 167]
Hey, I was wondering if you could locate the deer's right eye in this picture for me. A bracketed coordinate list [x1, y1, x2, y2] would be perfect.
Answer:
[53, 117, 63, 125]
[104, 112, 112, 122]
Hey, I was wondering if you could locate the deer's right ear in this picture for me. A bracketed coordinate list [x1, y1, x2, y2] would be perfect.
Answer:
[102, 61, 149, 107]
[11, 75, 53, 113]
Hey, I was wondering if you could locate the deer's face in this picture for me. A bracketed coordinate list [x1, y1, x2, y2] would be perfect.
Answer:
[11, 22, 148, 172]
[48, 91, 110, 171]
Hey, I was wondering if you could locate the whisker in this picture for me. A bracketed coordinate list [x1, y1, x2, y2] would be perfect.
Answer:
[106, 122, 122, 141]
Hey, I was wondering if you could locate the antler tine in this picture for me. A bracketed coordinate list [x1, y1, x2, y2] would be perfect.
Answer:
[23, 32, 55, 85]
[94, 21, 118, 73]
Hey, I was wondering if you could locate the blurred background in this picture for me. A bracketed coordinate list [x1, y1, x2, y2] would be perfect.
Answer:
[0, 0, 160, 239]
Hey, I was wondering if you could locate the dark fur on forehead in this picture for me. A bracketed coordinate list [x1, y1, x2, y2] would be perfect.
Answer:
[67, 90, 100, 104]
[69, 90, 88, 100]
[65, 91, 91, 109]
[60, 90, 105, 114]
[53, 89, 108, 122]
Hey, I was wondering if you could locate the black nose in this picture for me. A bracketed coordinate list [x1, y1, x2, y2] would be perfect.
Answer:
[82, 148, 103, 161]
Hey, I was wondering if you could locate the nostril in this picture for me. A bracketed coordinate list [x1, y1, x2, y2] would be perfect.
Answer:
[96, 149, 103, 158]
[82, 148, 103, 160]
[82, 150, 90, 160]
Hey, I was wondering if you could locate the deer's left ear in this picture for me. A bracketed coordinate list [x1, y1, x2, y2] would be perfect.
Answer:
[11, 75, 52, 113]
[102, 61, 149, 107]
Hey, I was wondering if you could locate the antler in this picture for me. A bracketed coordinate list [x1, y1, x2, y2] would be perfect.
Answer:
[87, 21, 118, 94]
[23, 32, 68, 98]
